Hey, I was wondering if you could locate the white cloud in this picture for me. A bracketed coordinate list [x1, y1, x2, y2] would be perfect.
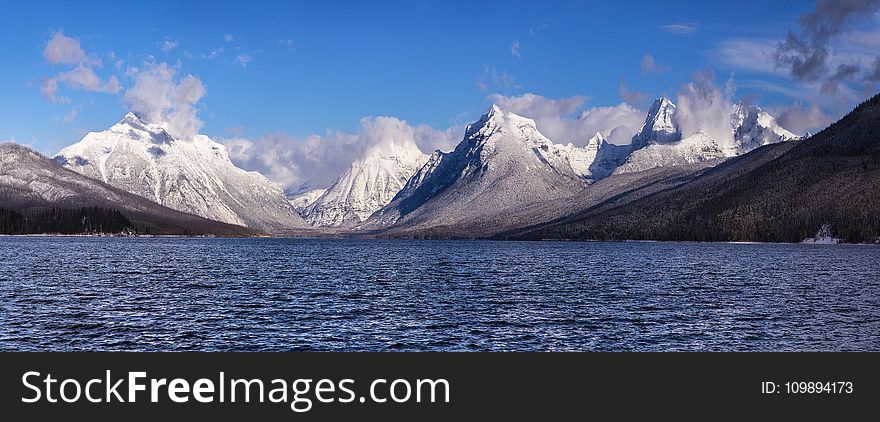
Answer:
[161, 40, 179, 52]
[488, 93, 645, 145]
[57, 67, 120, 93]
[660, 23, 698, 35]
[235, 54, 253, 67]
[41, 31, 119, 104]
[511, 41, 521, 58]
[43, 31, 99, 66]
[676, 70, 737, 147]
[641, 54, 670, 74]
[123, 62, 206, 139]
[221, 117, 461, 194]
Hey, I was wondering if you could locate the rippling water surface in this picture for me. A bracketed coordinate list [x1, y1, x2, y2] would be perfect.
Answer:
[1, 237, 878, 351]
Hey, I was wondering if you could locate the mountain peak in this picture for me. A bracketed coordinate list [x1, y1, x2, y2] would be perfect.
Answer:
[632, 97, 680, 149]
[587, 132, 606, 146]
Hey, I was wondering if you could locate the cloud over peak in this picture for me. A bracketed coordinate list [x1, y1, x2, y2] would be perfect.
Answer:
[222, 117, 460, 194]
[488, 93, 645, 145]
[123, 62, 206, 139]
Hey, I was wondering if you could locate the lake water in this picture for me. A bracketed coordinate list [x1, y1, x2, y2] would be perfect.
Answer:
[1, 237, 878, 351]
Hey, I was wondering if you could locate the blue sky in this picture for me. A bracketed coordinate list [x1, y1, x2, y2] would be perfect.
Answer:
[2, 0, 879, 188]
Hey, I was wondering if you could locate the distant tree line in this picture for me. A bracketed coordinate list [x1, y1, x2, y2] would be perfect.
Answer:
[0, 207, 134, 235]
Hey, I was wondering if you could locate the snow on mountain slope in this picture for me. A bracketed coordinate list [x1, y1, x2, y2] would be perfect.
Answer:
[365, 105, 590, 229]
[614, 131, 726, 174]
[617, 98, 798, 174]
[54, 113, 306, 230]
[288, 188, 327, 212]
[731, 103, 800, 154]
[301, 138, 428, 227]
[0, 142, 259, 236]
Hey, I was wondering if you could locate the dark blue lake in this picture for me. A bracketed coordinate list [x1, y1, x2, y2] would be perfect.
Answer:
[1, 237, 878, 351]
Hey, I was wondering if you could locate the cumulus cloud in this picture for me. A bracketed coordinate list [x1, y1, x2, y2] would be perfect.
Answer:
[511, 41, 521, 58]
[222, 117, 461, 194]
[57, 67, 119, 93]
[488, 93, 645, 145]
[641, 54, 669, 74]
[43, 31, 99, 66]
[773, 0, 880, 91]
[660, 23, 698, 35]
[773, 101, 833, 135]
[41, 31, 119, 106]
[675, 69, 737, 147]
[123, 62, 206, 139]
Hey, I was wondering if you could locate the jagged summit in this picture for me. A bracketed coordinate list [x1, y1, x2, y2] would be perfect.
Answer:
[631, 97, 680, 149]
[54, 113, 307, 231]
[731, 102, 799, 154]
[363, 104, 593, 230]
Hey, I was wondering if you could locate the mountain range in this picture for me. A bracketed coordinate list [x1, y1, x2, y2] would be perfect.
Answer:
[2, 93, 876, 242]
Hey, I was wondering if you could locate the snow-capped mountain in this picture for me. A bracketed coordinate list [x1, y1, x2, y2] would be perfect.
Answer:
[54, 113, 306, 230]
[731, 103, 800, 154]
[288, 188, 327, 212]
[630, 97, 680, 150]
[301, 138, 428, 227]
[366, 105, 590, 229]
[616, 97, 798, 174]
[0, 142, 258, 236]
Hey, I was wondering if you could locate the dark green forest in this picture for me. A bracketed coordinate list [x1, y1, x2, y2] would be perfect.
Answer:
[516, 93, 880, 244]
[0, 207, 134, 235]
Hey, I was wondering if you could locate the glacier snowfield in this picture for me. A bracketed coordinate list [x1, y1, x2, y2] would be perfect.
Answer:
[1, 237, 877, 351]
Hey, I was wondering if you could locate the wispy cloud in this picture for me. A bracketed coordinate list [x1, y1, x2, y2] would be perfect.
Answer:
[475, 66, 520, 92]
[276, 39, 295, 51]
[714, 38, 780, 74]
[41, 31, 119, 105]
[224, 34, 235, 42]
[161, 40, 178, 52]
[235, 54, 253, 67]
[510, 41, 521, 59]
[660, 23, 698, 35]
[640, 54, 670, 74]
